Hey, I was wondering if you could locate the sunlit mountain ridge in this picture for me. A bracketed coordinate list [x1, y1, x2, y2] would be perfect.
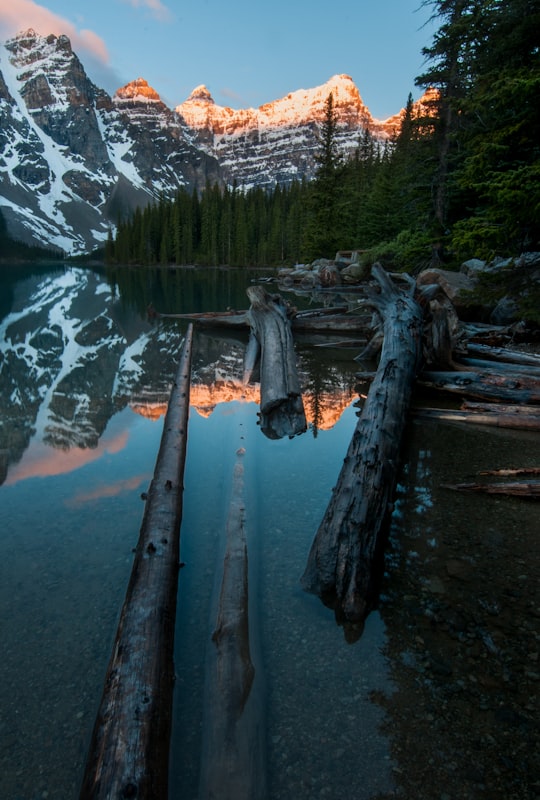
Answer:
[0, 29, 428, 255]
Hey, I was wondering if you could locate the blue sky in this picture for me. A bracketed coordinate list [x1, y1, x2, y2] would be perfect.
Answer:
[0, 0, 436, 119]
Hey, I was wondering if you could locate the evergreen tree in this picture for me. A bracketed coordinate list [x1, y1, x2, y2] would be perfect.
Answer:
[304, 92, 343, 258]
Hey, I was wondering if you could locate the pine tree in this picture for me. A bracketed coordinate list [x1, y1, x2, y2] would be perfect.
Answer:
[304, 92, 343, 259]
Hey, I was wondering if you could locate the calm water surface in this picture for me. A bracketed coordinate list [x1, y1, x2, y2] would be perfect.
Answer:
[0, 264, 537, 799]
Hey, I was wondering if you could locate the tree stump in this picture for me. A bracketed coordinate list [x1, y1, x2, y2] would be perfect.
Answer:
[245, 286, 306, 439]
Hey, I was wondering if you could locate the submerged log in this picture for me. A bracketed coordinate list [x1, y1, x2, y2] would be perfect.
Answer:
[301, 264, 424, 631]
[199, 450, 266, 800]
[442, 480, 540, 499]
[153, 305, 372, 334]
[413, 407, 540, 431]
[245, 286, 307, 439]
[79, 325, 194, 800]
[479, 466, 540, 477]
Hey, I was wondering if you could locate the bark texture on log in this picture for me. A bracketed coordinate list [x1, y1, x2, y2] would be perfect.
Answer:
[199, 451, 266, 800]
[465, 343, 540, 367]
[79, 325, 194, 800]
[245, 286, 306, 439]
[418, 369, 540, 404]
[301, 264, 424, 631]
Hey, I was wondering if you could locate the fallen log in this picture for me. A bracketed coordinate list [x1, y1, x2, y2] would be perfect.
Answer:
[479, 466, 540, 477]
[245, 286, 307, 439]
[152, 305, 372, 334]
[412, 407, 540, 431]
[441, 480, 540, 499]
[418, 369, 540, 404]
[301, 264, 424, 631]
[79, 325, 194, 800]
[462, 401, 540, 415]
[464, 343, 540, 368]
[199, 450, 266, 800]
[455, 356, 540, 377]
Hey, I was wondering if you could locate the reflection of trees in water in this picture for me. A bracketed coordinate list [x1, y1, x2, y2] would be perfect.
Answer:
[298, 346, 359, 437]
[106, 265, 276, 319]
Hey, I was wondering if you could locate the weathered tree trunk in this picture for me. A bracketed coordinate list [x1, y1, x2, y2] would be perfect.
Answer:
[418, 369, 540, 403]
[455, 356, 540, 377]
[79, 325, 194, 800]
[301, 264, 424, 631]
[199, 451, 266, 800]
[464, 343, 540, 367]
[245, 286, 306, 439]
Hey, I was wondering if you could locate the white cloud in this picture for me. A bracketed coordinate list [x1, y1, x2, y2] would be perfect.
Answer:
[121, 0, 173, 23]
[0, 0, 109, 64]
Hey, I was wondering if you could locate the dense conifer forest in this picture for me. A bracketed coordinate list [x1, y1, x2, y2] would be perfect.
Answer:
[107, 0, 540, 271]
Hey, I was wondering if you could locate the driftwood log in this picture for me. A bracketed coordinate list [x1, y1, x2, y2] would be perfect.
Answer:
[442, 480, 540, 499]
[418, 369, 540, 404]
[301, 264, 424, 632]
[199, 450, 266, 800]
[413, 406, 540, 431]
[244, 285, 307, 439]
[464, 343, 540, 367]
[79, 325, 194, 800]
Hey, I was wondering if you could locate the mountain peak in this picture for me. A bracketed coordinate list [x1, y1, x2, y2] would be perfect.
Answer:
[185, 84, 215, 105]
[115, 78, 161, 102]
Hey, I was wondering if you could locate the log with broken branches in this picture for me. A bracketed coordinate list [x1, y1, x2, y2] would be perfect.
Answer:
[301, 264, 424, 632]
[244, 285, 307, 439]
[80, 325, 194, 800]
[199, 450, 266, 800]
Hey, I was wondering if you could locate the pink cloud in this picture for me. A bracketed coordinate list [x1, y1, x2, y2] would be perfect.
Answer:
[0, 0, 109, 63]
[66, 473, 150, 507]
[5, 431, 130, 485]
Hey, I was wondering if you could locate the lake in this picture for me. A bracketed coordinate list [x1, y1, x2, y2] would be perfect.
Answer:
[0, 264, 537, 800]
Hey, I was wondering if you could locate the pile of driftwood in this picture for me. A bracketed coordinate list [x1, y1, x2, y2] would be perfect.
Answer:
[300, 263, 539, 636]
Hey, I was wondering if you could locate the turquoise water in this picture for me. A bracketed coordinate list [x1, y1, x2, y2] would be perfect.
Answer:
[1, 265, 537, 799]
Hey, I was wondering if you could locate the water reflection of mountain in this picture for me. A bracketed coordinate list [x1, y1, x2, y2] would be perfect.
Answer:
[0, 267, 360, 484]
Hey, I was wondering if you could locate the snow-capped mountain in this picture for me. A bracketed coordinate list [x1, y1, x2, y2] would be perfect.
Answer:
[0, 29, 415, 256]
[0, 30, 220, 255]
[176, 74, 403, 188]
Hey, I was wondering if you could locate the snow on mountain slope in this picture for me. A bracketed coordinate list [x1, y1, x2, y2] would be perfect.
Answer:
[175, 74, 403, 188]
[0, 30, 417, 254]
[0, 31, 219, 254]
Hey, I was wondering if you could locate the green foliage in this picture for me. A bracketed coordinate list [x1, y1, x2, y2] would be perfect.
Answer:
[461, 259, 540, 325]
[107, 0, 539, 275]
[360, 229, 436, 273]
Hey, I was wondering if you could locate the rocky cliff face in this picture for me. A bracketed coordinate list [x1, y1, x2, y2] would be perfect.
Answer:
[0, 30, 220, 254]
[0, 30, 418, 255]
[176, 74, 404, 188]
